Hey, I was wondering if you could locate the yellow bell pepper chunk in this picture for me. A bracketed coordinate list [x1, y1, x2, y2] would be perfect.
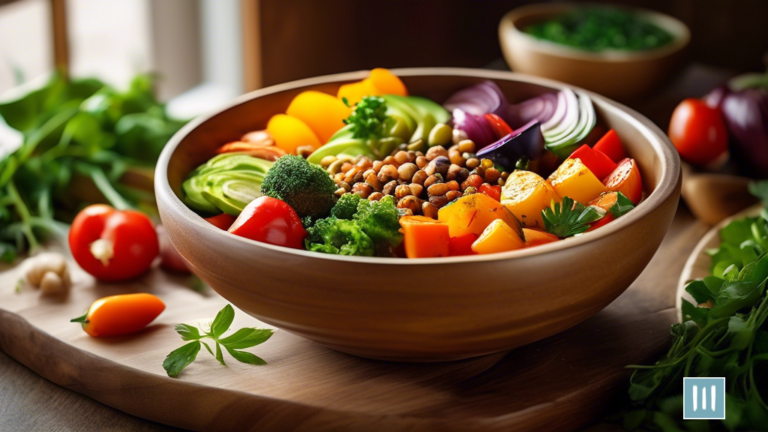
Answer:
[286, 91, 351, 144]
[501, 170, 561, 229]
[337, 79, 381, 106]
[471, 219, 526, 255]
[547, 158, 607, 205]
[266, 114, 321, 154]
[438, 193, 522, 238]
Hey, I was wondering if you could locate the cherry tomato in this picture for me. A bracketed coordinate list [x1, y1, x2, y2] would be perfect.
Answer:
[228, 197, 306, 249]
[484, 113, 513, 139]
[603, 158, 643, 205]
[478, 184, 502, 202]
[69, 205, 159, 281]
[668, 98, 728, 166]
[206, 213, 237, 230]
[71, 293, 165, 337]
[588, 213, 616, 232]
[593, 130, 627, 163]
[449, 233, 478, 256]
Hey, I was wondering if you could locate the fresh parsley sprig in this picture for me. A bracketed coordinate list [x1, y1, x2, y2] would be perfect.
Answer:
[541, 196, 602, 238]
[342, 95, 388, 140]
[163, 304, 273, 377]
[608, 192, 635, 218]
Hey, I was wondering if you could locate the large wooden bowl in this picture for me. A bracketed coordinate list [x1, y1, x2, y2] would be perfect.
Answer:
[156, 68, 681, 362]
[499, 4, 690, 100]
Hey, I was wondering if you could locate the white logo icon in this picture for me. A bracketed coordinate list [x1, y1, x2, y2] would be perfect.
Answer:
[691, 385, 717, 412]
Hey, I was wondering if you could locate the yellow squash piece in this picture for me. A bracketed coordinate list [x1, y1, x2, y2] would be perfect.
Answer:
[547, 158, 607, 205]
[286, 91, 351, 144]
[501, 170, 561, 229]
[266, 114, 321, 154]
[471, 219, 526, 255]
[368, 68, 408, 96]
[337, 79, 381, 106]
[438, 193, 522, 238]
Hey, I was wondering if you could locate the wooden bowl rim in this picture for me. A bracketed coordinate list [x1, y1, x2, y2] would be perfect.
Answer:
[499, 3, 691, 63]
[155, 67, 681, 266]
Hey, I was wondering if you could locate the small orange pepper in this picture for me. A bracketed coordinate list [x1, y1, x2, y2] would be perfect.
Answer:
[71, 293, 165, 337]
[400, 216, 450, 258]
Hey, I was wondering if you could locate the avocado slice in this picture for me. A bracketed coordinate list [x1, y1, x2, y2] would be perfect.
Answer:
[405, 96, 451, 124]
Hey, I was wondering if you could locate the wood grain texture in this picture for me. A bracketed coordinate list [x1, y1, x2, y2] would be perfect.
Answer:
[0, 206, 708, 432]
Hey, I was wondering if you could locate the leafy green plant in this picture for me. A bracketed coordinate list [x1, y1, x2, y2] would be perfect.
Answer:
[541, 196, 602, 238]
[163, 304, 273, 377]
[342, 95, 389, 140]
[624, 182, 768, 431]
[0, 73, 186, 259]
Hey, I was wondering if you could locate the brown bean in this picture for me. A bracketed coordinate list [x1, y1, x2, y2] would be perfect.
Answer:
[481, 158, 495, 169]
[397, 163, 418, 182]
[382, 156, 396, 165]
[458, 167, 470, 181]
[426, 146, 448, 161]
[422, 202, 439, 219]
[372, 160, 384, 172]
[394, 150, 409, 165]
[415, 155, 429, 168]
[424, 175, 439, 189]
[458, 139, 476, 154]
[466, 174, 484, 188]
[397, 196, 422, 213]
[320, 155, 337, 168]
[452, 128, 469, 145]
[411, 170, 428, 185]
[366, 172, 382, 191]
[382, 180, 398, 196]
[368, 192, 384, 201]
[498, 178, 506, 187]
[334, 172, 345, 183]
[352, 170, 364, 184]
[485, 168, 501, 184]
[334, 188, 347, 197]
[463, 186, 478, 195]
[395, 184, 413, 199]
[446, 190, 463, 202]
[427, 183, 449, 196]
[425, 156, 450, 176]
[449, 149, 465, 166]
[466, 158, 480, 170]
[409, 183, 424, 197]
[352, 183, 372, 198]
[341, 162, 353, 173]
[357, 157, 372, 168]
[339, 181, 352, 192]
[501, 171, 510, 180]
[446, 164, 462, 181]
[471, 166, 485, 178]
[446, 180, 460, 191]
[407, 151, 418, 162]
[377, 164, 399, 183]
[428, 194, 449, 208]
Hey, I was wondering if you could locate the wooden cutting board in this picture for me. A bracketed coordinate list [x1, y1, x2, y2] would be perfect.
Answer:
[0, 209, 708, 432]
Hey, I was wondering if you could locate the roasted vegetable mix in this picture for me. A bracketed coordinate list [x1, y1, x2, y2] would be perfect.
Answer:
[181, 69, 644, 258]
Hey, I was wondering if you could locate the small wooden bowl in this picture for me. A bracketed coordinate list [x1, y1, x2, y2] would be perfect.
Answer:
[499, 3, 690, 100]
[156, 68, 681, 362]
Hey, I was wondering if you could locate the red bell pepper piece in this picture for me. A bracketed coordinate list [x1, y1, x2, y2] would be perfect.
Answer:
[569, 144, 618, 180]
[449, 233, 478, 256]
[483, 113, 513, 140]
[593, 130, 627, 163]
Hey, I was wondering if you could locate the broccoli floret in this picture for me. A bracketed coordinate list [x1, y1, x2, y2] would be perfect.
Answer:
[305, 217, 374, 256]
[330, 194, 362, 220]
[354, 196, 402, 248]
[261, 155, 337, 219]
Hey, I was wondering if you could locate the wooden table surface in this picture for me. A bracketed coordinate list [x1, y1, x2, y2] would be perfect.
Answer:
[0, 63, 730, 431]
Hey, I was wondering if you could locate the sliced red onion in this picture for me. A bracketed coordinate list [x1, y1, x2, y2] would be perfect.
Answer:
[444, 81, 509, 119]
[506, 93, 558, 128]
[476, 120, 545, 169]
[452, 108, 496, 148]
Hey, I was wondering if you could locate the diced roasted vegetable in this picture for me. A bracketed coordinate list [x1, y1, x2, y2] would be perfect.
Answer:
[400, 216, 450, 258]
[471, 219, 526, 255]
[547, 157, 606, 205]
[501, 170, 561, 229]
[438, 193, 523, 238]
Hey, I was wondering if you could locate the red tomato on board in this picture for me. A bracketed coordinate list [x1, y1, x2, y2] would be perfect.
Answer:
[228, 197, 306, 249]
[69, 204, 159, 281]
[603, 158, 643, 205]
[668, 98, 728, 166]
[205, 213, 237, 230]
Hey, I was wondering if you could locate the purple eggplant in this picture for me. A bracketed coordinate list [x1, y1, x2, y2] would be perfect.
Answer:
[476, 120, 544, 170]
